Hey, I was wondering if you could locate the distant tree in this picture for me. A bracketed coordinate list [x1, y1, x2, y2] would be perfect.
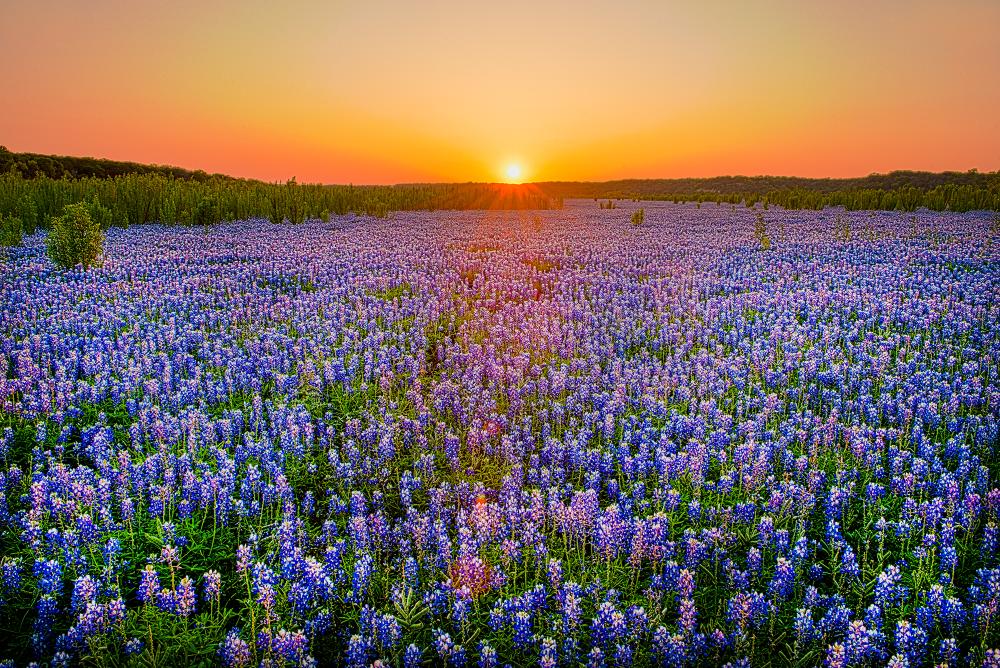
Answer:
[47, 202, 104, 269]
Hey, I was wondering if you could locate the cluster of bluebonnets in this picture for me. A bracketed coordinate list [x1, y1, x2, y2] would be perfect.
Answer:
[0, 201, 998, 667]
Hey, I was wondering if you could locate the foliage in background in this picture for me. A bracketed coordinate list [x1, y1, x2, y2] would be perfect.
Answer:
[3, 148, 998, 231]
[0, 172, 562, 229]
[0, 213, 21, 247]
[541, 170, 1000, 212]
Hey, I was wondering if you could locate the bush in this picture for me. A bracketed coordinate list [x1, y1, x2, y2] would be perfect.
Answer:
[193, 196, 218, 227]
[0, 214, 22, 247]
[47, 202, 104, 269]
[630, 208, 645, 226]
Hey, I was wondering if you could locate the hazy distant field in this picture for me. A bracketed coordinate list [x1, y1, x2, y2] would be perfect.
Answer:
[1, 201, 998, 667]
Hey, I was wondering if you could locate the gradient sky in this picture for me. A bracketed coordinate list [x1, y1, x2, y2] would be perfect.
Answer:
[2, 0, 999, 184]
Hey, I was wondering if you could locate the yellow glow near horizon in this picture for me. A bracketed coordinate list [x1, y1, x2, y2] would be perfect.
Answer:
[504, 164, 523, 183]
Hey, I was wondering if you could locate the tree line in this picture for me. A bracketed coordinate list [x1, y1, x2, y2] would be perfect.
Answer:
[1, 147, 997, 231]
[545, 171, 1000, 212]
[630, 184, 1000, 212]
[0, 172, 561, 233]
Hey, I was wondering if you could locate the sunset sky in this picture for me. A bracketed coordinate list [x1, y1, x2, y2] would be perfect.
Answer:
[2, 0, 999, 184]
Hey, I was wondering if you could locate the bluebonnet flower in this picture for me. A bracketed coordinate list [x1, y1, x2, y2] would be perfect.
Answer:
[34, 559, 62, 596]
[404, 643, 423, 668]
[875, 566, 906, 609]
[1, 203, 999, 665]
[176, 576, 196, 617]
[794, 608, 816, 644]
[769, 557, 795, 599]
[220, 628, 251, 667]
[894, 620, 927, 665]
[477, 641, 497, 668]
[203, 569, 222, 603]
[512, 610, 533, 649]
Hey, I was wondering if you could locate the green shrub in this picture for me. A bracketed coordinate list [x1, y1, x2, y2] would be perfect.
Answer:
[630, 208, 645, 226]
[193, 196, 218, 227]
[0, 214, 22, 247]
[47, 202, 104, 269]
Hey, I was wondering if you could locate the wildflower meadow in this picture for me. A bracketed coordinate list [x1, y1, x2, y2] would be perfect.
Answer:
[1, 200, 998, 667]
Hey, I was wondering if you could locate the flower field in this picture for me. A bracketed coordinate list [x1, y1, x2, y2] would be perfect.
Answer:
[1, 201, 998, 667]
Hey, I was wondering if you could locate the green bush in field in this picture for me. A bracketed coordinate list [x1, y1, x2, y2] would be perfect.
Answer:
[0, 213, 22, 247]
[630, 208, 644, 226]
[47, 202, 104, 269]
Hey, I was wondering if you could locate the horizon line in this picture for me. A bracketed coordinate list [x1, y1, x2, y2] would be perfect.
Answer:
[3, 146, 997, 188]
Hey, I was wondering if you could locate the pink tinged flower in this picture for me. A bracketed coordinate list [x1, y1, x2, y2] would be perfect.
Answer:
[176, 576, 196, 617]
[678, 568, 696, 598]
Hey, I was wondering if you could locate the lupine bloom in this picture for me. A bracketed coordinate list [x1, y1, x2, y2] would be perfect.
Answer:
[220, 628, 251, 668]
[0, 205, 998, 665]
[70, 576, 97, 613]
[403, 643, 422, 668]
[137, 566, 159, 604]
[203, 570, 222, 603]
[875, 566, 906, 609]
[175, 577, 196, 617]
[477, 641, 497, 668]
[449, 554, 495, 599]
[769, 558, 795, 599]
[512, 610, 533, 649]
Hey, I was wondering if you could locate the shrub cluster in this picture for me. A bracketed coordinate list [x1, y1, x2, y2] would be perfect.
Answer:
[46, 201, 104, 269]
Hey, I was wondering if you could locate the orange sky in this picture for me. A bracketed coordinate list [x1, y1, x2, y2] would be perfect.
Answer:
[2, 1, 998, 184]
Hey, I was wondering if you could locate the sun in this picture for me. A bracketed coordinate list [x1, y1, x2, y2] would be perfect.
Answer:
[504, 164, 522, 183]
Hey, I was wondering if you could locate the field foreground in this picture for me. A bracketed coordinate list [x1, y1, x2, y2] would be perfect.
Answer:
[1, 201, 999, 667]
